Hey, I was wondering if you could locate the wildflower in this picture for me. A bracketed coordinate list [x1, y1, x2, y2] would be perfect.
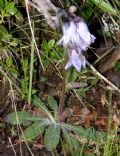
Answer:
[58, 13, 96, 71]
[65, 43, 86, 71]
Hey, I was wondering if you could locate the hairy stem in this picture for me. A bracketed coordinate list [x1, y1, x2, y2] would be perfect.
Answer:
[58, 55, 67, 117]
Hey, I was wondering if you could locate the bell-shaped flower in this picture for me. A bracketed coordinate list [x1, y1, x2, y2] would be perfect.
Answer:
[58, 14, 96, 71]
[76, 20, 96, 51]
[65, 49, 86, 71]
[58, 21, 80, 47]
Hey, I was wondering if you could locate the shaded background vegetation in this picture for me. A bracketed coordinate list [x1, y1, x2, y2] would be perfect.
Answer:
[0, 0, 120, 156]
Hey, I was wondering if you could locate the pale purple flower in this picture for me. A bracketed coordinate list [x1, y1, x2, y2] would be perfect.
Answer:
[76, 20, 96, 50]
[58, 14, 96, 71]
[58, 21, 80, 47]
[65, 45, 86, 71]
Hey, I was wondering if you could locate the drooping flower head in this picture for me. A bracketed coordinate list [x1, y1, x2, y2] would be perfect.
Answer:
[58, 6, 96, 71]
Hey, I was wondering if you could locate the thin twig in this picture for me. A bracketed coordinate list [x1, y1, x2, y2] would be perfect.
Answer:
[8, 138, 17, 156]
[87, 61, 120, 93]
[25, 0, 44, 70]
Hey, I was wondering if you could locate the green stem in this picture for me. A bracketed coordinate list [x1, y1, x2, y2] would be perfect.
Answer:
[28, 36, 35, 104]
[25, 2, 35, 104]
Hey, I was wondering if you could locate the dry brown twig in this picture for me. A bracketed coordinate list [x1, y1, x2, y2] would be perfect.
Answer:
[87, 61, 120, 94]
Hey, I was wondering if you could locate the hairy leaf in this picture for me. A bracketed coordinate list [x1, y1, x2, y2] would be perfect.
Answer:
[32, 96, 54, 122]
[61, 123, 107, 141]
[5, 111, 43, 125]
[44, 124, 60, 151]
[48, 96, 58, 110]
[20, 122, 45, 141]
[63, 130, 79, 152]
[32, 96, 47, 110]
[5, 111, 32, 125]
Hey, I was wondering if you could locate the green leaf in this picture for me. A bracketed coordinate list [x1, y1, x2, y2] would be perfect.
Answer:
[32, 96, 54, 122]
[42, 39, 48, 51]
[85, 128, 97, 141]
[87, 0, 94, 7]
[62, 123, 85, 137]
[33, 96, 48, 110]
[5, 111, 46, 125]
[10, 39, 19, 47]
[1, 10, 10, 17]
[5, 111, 32, 125]
[63, 130, 79, 152]
[0, 0, 4, 9]
[48, 96, 58, 110]
[92, 0, 117, 15]
[84, 7, 94, 21]
[0, 45, 8, 51]
[4, 2, 15, 11]
[15, 11, 24, 21]
[44, 124, 60, 151]
[20, 122, 45, 141]
[6, 7, 17, 15]
[0, 24, 8, 39]
[31, 89, 37, 95]
[51, 50, 61, 60]
[62, 123, 107, 141]
[91, 77, 99, 87]
[6, 57, 13, 68]
[67, 68, 78, 83]
[47, 39, 55, 50]
[9, 67, 19, 74]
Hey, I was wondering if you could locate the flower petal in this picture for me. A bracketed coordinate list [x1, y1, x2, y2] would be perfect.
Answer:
[76, 48, 86, 67]
[90, 34, 96, 43]
[59, 21, 81, 47]
[79, 54, 86, 68]
[65, 58, 72, 70]
[77, 21, 91, 44]
[76, 21, 96, 51]
[71, 50, 81, 71]
[57, 37, 63, 45]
